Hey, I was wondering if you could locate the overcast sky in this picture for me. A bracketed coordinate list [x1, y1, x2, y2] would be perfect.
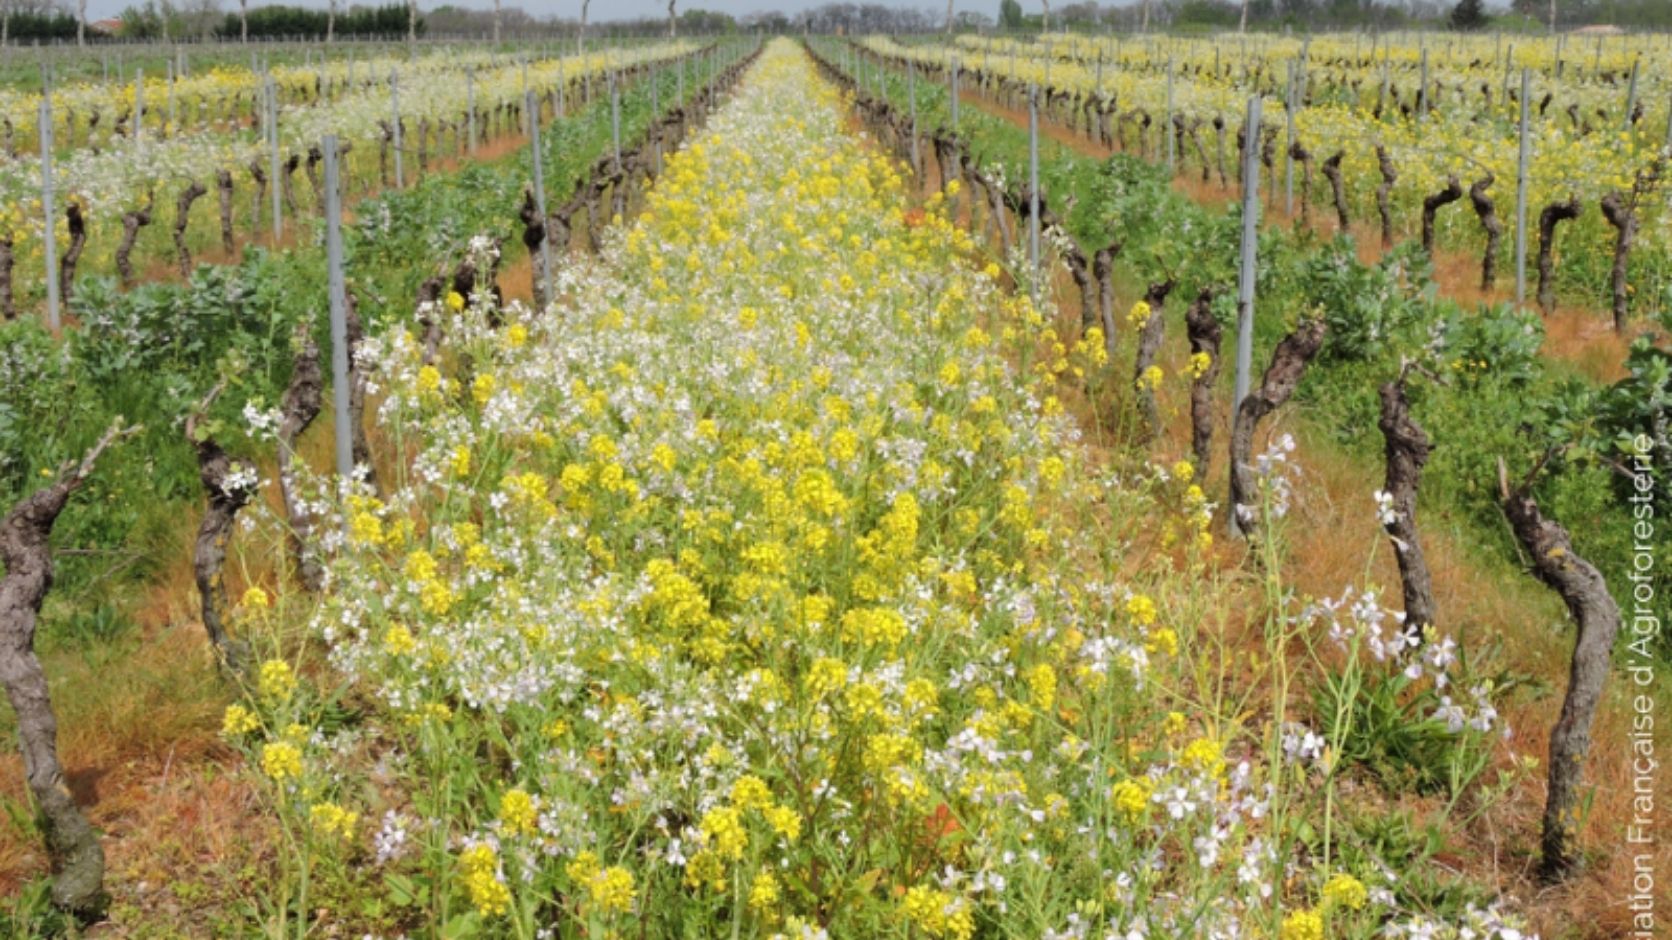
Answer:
[83, 0, 1039, 23]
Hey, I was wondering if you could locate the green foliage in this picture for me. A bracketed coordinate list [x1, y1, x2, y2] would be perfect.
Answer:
[1175, 0, 1242, 27]
[998, 0, 1025, 30]
[1298, 240, 1425, 364]
[0, 878, 72, 938]
[1438, 303, 1545, 387]
[1597, 339, 1672, 512]
[1449, 0, 1489, 30]
[217, 3, 417, 40]
[1336, 809, 1490, 914]
[2, 11, 78, 40]
[1316, 666, 1488, 796]
[1083, 156, 1239, 289]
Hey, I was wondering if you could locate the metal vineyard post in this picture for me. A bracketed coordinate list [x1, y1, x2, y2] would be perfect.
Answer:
[1515, 68, 1530, 306]
[1232, 94, 1263, 537]
[1165, 55, 1176, 174]
[39, 99, 60, 332]
[1284, 60, 1295, 217]
[1418, 48, 1429, 121]
[391, 68, 404, 189]
[323, 134, 353, 490]
[908, 58, 919, 176]
[134, 68, 144, 149]
[1028, 84, 1040, 301]
[1623, 57, 1639, 132]
[950, 53, 959, 132]
[527, 90, 554, 309]
[611, 71, 621, 168]
[266, 73, 282, 240]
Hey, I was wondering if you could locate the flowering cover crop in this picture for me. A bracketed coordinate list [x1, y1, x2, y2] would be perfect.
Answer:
[867, 34, 1670, 289]
[2, 44, 537, 155]
[227, 40, 1530, 938]
[0, 43, 693, 312]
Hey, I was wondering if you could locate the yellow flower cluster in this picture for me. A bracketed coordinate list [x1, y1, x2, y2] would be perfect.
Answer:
[258, 659, 296, 701]
[459, 843, 511, 918]
[900, 885, 976, 940]
[499, 788, 537, 837]
[309, 802, 359, 841]
[260, 742, 302, 782]
[221, 704, 260, 737]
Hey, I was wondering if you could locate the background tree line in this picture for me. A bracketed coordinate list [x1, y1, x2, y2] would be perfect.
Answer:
[4, 0, 1669, 47]
[110, 1, 414, 40]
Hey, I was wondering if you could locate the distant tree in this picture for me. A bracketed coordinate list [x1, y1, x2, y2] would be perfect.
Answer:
[216, 4, 414, 40]
[679, 8, 734, 33]
[1450, 0, 1487, 29]
[741, 10, 788, 30]
[1057, 2, 1102, 26]
[179, 0, 218, 39]
[1040, 0, 1049, 30]
[999, 0, 1023, 28]
[5, 0, 79, 43]
[1177, 0, 1238, 27]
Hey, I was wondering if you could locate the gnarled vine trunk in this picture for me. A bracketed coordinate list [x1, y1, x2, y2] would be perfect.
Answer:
[1468, 174, 1502, 290]
[1229, 316, 1326, 537]
[1132, 280, 1176, 441]
[115, 194, 155, 286]
[1379, 374, 1435, 638]
[0, 232, 14, 320]
[174, 181, 207, 277]
[1420, 174, 1463, 256]
[1321, 150, 1349, 231]
[279, 153, 300, 219]
[215, 170, 236, 255]
[278, 330, 325, 592]
[343, 289, 377, 491]
[1375, 145, 1397, 247]
[1185, 288, 1221, 473]
[59, 204, 87, 310]
[1, 423, 134, 918]
[1093, 243, 1118, 365]
[1497, 460, 1622, 883]
[1535, 196, 1581, 315]
[187, 383, 253, 672]
[519, 187, 549, 310]
[1599, 191, 1637, 333]
[1288, 140, 1313, 224]
[247, 160, 268, 232]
